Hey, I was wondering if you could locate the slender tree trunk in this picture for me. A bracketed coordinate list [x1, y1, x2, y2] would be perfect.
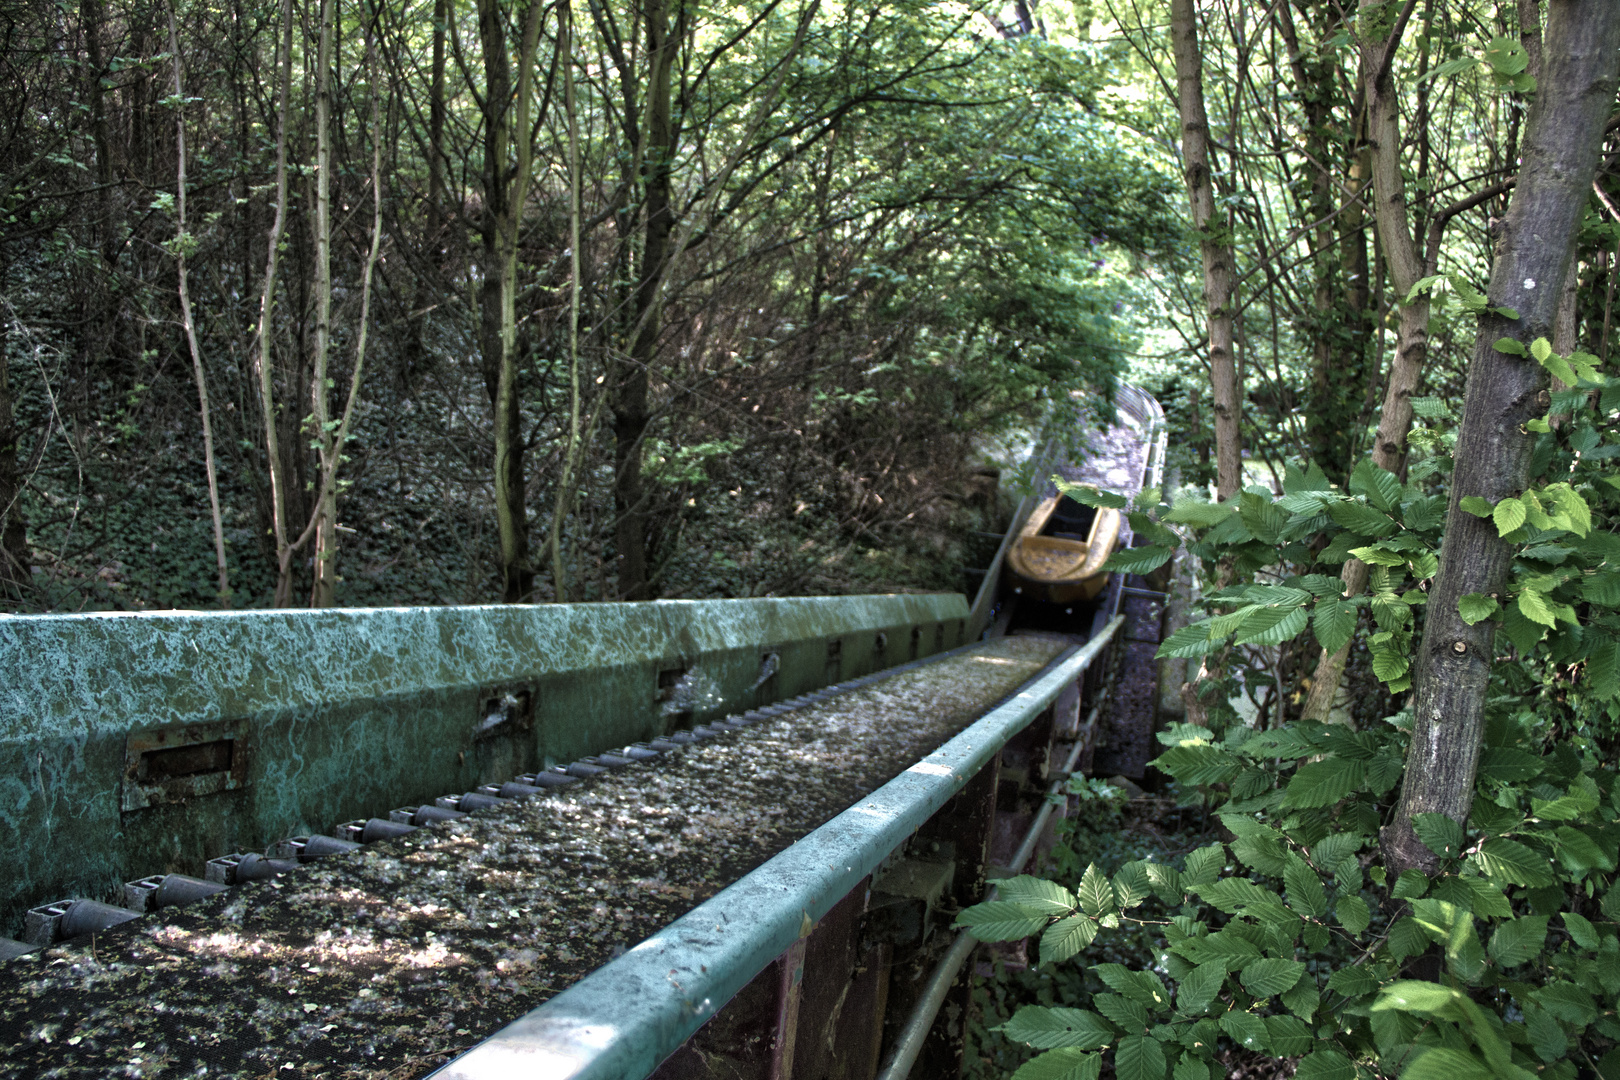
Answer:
[1384, 0, 1620, 875]
[167, 0, 230, 607]
[255, 0, 295, 606]
[478, 0, 543, 602]
[1170, 0, 1241, 500]
[80, 0, 116, 263]
[613, 0, 675, 599]
[0, 259, 26, 602]
[309, 0, 337, 607]
[552, 0, 583, 603]
[1302, 2, 1438, 722]
[429, 0, 448, 244]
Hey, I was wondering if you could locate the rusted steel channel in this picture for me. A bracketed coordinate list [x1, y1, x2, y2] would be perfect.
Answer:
[0, 619, 1125, 1080]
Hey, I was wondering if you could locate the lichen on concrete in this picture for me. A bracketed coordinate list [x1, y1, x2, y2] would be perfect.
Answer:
[0, 633, 1064, 1080]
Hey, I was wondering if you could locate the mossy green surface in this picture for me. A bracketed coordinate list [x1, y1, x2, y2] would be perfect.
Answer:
[0, 595, 968, 936]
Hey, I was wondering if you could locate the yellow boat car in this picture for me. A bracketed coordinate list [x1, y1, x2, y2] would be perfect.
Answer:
[1004, 487, 1122, 604]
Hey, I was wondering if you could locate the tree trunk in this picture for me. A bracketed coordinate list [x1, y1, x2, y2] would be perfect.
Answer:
[0, 257, 26, 603]
[1279, 1, 1371, 489]
[1170, 0, 1241, 500]
[1383, 0, 1620, 875]
[613, 0, 675, 600]
[478, 0, 542, 603]
[551, 0, 583, 603]
[167, 0, 230, 607]
[80, 0, 116, 263]
[255, 0, 295, 606]
[309, 0, 337, 607]
[1302, 2, 1438, 722]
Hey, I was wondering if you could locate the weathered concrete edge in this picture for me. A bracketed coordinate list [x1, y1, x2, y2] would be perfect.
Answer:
[0, 594, 968, 936]
[428, 616, 1123, 1080]
[0, 596, 966, 738]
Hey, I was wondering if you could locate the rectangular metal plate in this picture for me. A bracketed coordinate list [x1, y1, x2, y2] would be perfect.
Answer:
[122, 719, 249, 812]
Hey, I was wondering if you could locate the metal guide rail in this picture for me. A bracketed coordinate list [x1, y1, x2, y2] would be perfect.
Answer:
[0, 629, 1111, 1080]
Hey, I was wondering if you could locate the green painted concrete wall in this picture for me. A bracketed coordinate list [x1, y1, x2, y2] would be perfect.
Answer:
[0, 594, 968, 937]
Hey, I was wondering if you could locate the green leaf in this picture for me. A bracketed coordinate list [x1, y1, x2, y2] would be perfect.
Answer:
[1493, 336, 1528, 356]
[1371, 646, 1411, 684]
[1554, 825, 1615, 872]
[1113, 1034, 1165, 1080]
[1411, 813, 1464, 860]
[1176, 961, 1226, 1014]
[1405, 274, 1446, 302]
[1095, 963, 1170, 1007]
[1583, 572, 1620, 607]
[1392, 869, 1429, 899]
[1094, 993, 1150, 1032]
[1164, 498, 1234, 527]
[1409, 395, 1452, 419]
[1535, 980, 1598, 1025]
[1462, 877, 1514, 919]
[1544, 483, 1593, 537]
[1459, 496, 1494, 518]
[1489, 915, 1550, 967]
[1001, 1006, 1115, 1050]
[1180, 845, 1226, 886]
[1010, 1048, 1103, 1080]
[1284, 856, 1327, 918]
[1104, 546, 1173, 575]
[1156, 622, 1220, 660]
[1313, 599, 1356, 654]
[1144, 863, 1184, 904]
[1113, 862, 1151, 910]
[1532, 340, 1582, 387]
[1078, 864, 1116, 916]
[1233, 604, 1309, 646]
[999, 876, 1079, 915]
[1478, 747, 1542, 783]
[1196, 877, 1279, 914]
[1562, 912, 1600, 949]
[1517, 588, 1559, 628]
[1472, 837, 1556, 886]
[1350, 459, 1405, 511]
[1284, 758, 1365, 808]
[1484, 34, 1530, 74]
[1239, 958, 1305, 997]
[1493, 498, 1528, 536]
[1326, 500, 1397, 537]
[1217, 1010, 1269, 1052]
[1501, 600, 1548, 653]
[1349, 545, 1408, 567]
[1326, 965, 1377, 998]
[1294, 1050, 1355, 1080]
[1172, 930, 1261, 969]
[1155, 744, 1242, 787]
[956, 900, 1049, 941]
[1054, 480, 1129, 509]
[1450, 274, 1488, 312]
[1457, 593, 1500, 625]
[1336, 895, 1370, 934]
[1281, 979, 1320, 1022]
[1265, 1014, 1313, 1056]
[1041, 916, 1098, 965]
[1399, 1047, 1495, 1080]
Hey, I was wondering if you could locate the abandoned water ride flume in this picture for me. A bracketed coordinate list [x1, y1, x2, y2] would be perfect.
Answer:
[0, 385, 1167, 1080]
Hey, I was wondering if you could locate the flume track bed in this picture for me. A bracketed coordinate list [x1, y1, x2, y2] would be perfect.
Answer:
[0, 634, 1068, 1080]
